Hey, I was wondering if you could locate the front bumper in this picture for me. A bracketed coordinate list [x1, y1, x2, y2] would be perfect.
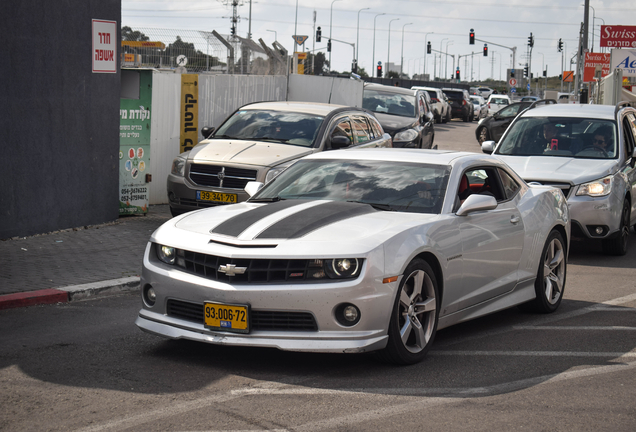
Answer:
[136, 245, 396, 353]
[567, 191, 623, 239]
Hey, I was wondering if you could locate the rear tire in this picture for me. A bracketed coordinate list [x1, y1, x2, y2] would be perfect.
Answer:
[376, 259, 439, 365]
[519, 230, 566, 313]
[602, 201, 630, 256]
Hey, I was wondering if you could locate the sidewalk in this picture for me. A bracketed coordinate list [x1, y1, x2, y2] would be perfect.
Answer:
[0, 205, 172, 309]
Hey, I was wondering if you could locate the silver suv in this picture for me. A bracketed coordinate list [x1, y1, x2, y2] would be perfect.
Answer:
[412, 86, 449, 124]
[482, 102, 636, 255]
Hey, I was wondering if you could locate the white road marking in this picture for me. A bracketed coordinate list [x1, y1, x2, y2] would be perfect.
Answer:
[513, 325, 636, 331]
[431, 350, 636, 358]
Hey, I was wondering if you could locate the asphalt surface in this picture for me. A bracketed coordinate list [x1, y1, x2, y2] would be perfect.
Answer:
[0, 205, 172, 309]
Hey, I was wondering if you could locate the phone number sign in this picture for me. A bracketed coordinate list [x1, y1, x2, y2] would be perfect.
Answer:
[600, 25, 636, 48]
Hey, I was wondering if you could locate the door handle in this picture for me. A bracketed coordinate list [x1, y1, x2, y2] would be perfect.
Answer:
[510, 215, 520, 224]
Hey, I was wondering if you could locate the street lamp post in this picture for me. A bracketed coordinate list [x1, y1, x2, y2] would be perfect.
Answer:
[356, 7, 370, 69]
[372, 13, 386, 75]
[445, 40, 454, 79]
[267, 29, 277, 41]
[387, 18, 400, 78]
[329, 0, 342, 72]
[438, 38, 448, 80]
[400, 23, 413, 76]
[423, 32, 433, 77]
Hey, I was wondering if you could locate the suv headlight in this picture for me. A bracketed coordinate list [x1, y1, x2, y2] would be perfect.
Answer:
[393, 129, 419, 142]
[171, 156, 186, 177]
[576, 175, 613, 197]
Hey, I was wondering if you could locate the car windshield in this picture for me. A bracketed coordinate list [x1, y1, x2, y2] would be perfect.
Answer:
[213, 110, 324, 147]
[490, 98, 509, 105]
[363, 90, 417, 117]
[253, 159, 450, 214]
[470, 97, 481, 104]
[495, 117, 618, 159]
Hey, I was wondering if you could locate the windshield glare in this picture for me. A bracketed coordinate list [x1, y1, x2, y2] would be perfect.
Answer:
[254, 159, 450, 214]
[495, 117, 618, 159]
[363, 91, 417, 117]
[213, 110, 324, 147]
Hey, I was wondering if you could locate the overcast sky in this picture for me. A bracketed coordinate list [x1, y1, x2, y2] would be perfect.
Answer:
[122, 0, 634, 82]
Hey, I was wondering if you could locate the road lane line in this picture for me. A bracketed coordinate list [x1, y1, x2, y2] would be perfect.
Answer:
[513, 325, 636, 331]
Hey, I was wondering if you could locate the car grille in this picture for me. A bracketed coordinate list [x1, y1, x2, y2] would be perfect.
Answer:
[166, 299, 318, 331]
[176, 251, 360, 284]
[189, 164, 257, 189]
[526, 181, 572, 199]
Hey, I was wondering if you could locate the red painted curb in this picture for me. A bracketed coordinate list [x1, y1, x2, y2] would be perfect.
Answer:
[0, 289, 69, 310]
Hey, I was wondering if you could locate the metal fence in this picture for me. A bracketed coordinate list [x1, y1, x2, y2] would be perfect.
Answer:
[121, 26, 286, 75]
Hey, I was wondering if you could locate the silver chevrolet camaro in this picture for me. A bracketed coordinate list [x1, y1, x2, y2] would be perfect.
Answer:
[136, 149, 570, 364]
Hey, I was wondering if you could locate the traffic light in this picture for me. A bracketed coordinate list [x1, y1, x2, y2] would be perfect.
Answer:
[377, 63, 382, 78]
[558, 38, 563, 52]
[456, 69, 460, 80]
[327, 39, 331, 52]
[231, 26, 236, 36]
[510, 70, 515, 78]
[352, 60, 357, 74]
[524, 65, 529, 77]
[469, 29, 475, 45]
[528, 33, 534, 48]
[483, 44, 488, 57]
[543, 69, 547, 77]
[316, 26, 321, 43]
[427, 41, 431, 54]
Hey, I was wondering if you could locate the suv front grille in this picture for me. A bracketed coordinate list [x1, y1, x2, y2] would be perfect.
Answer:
[189, 164, 257, 189]
[166, 299, 318, 331]
[526, 181, 572, 199]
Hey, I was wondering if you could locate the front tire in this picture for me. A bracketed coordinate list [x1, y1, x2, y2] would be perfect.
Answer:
[521, 230, 566, 313]
[602, 201, 630, 256]
[377, 259, 439, 365]
[477, 127, 490, 144]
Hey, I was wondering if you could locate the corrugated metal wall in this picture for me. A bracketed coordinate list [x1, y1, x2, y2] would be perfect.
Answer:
[287, 75, 363, 107]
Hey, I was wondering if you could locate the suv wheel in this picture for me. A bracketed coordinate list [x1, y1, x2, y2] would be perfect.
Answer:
[602, 201, 630, 256]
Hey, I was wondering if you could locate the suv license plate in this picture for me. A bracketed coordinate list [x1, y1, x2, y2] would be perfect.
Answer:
[197, 191, 237, 203]
[204, 302, 250, 333]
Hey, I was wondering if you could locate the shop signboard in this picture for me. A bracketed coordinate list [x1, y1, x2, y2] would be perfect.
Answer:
[610, 49, 636, 77]
[583, 53, 610, 82]
[600, 26, 636, 48]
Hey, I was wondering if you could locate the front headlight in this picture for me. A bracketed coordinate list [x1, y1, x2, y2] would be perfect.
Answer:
[265, 160, 296, 183]
[157, 245, 177, 265]
[393, 129, 419, 142]
[576, 175, 613, 197]
[171, 156, 186, 177]
[324, 258, 361, 279]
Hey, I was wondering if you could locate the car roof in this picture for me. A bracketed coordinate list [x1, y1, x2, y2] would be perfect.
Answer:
[241, 101, 348, 116]
[303, 148, 505, 169]
[411, 86, 440, 92]
[519, 103, 616, 120]
[364, 83, 418, 96]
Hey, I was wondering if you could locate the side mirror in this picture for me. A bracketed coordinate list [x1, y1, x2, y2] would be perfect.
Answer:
[456, 194, 498, 216]
[244, 181, 264, 197]
[424, 112, 434, 123]
[481, 140, 495, 154]
[201, 127, 215, 139]
[331, 135, 351, 149]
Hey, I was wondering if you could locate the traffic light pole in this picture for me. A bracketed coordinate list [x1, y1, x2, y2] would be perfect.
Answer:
[474, 38, 516, 72]
[329, 38, 356, 73]
[429, 48, 454, 81]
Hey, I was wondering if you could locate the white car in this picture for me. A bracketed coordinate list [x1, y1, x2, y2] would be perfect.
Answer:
[470, 95, 488, 119]
[487, 94, 512, 116]
[136, 149, 570, 364]
[412, 86, 449, 124]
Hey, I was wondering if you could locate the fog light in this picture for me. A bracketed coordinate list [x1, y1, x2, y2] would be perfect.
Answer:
[595, 226, 603, 235]
[335, 303, 361, 327]
[143, 285, 156, 307]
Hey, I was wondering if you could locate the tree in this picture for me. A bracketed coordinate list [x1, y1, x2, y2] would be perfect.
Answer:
[304, 51, 329, 75]
[387, 71, 400, 79]
[121, 26, 149, 42]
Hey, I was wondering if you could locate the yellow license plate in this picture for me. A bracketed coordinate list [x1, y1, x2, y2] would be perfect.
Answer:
[197, 191, 237, 203]
[203, 302, 249, 333]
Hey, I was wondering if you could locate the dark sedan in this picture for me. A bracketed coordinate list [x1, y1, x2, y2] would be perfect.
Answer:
[363, 83, 435, 149]
[475, 101, 532, 144]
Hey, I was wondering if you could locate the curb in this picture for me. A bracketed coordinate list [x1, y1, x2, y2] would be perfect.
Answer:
[0, 277, 140, 310]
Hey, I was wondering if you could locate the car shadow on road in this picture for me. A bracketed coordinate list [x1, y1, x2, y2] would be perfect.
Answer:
[568, 234, 636, 268]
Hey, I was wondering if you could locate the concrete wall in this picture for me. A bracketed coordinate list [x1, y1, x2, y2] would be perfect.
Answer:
[0, 0, 121, 238]
[287, 75, 364, 107]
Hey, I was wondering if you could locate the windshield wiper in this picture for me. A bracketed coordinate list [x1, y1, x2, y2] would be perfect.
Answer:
[346, 200, 395, 211]
[249, 196, 285, 203]
[212, 134, 237, 139]
[252, 136, 290, 143]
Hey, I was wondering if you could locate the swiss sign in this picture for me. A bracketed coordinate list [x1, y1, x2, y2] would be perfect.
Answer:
[600, 26, 636, 48]
[583, 53, 610, 82]
[293, 35, 309, 45]
[92, 19, 117, 73]
[610, 49, 636, 77]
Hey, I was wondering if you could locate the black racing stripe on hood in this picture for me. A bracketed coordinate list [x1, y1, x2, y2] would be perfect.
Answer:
[256, 201, 376, 239]
[210, 199, 311, 237]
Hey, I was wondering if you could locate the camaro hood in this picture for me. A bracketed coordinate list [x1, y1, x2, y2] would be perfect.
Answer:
[190, 139, 314, 167]
[372, 113, 417, 134]
[153, 200, 440, 257]
[495, 155, 618, 185]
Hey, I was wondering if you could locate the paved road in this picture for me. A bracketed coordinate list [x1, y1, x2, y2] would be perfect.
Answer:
[1, 120, 635, 431]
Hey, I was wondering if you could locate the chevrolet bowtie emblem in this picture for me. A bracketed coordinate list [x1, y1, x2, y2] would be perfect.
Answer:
[218, 264, 247, 277]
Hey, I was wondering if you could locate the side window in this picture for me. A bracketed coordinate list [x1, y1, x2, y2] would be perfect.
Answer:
[329, 117, 354, 148]
[368, 116, 384, 138]
[351, 115, 372, 144]
[455, 167, 506, 211]
[624, 113, 636, 158]
[419, 95, 428, 115]
[497, 168, 520, 200]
